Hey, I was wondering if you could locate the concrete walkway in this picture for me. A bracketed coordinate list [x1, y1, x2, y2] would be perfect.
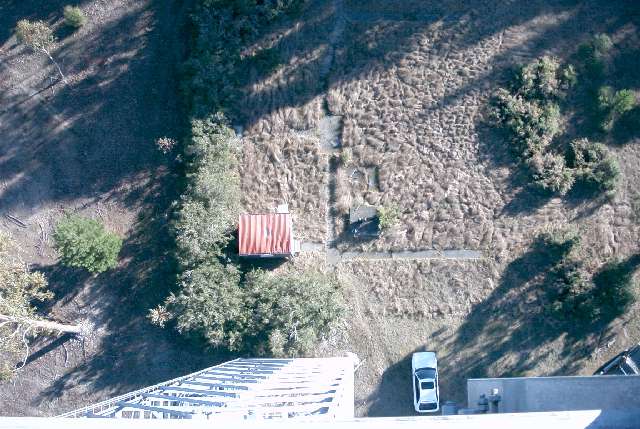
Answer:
[301, 242, 483, 264]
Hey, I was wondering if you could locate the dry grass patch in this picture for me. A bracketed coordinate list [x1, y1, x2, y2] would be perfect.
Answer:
[328, 17, 508, 252]
[329, 258, 496, 415]
[240, 133, 328, 241]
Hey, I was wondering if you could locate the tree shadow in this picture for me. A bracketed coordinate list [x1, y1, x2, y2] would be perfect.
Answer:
[31, 265, 92, 311]
[590, 254, 640, 319]
[445, 239, 577, 379]
[0, 0, 233, 414]
[18, 334, 75, 368]
[0, 0, 88, 45]
[0, 0, 183, 216]
[32, 156, 229, 410]
[611, 106, 640, 145]
[444, 239, 640, 387]
[500, 184, 555, 217]
[365, 348, 421, 417]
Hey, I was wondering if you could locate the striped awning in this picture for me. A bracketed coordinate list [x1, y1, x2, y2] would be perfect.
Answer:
[238, 213, 292, 256]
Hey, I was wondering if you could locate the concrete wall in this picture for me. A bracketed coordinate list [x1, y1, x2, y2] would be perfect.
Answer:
[467, 375, 640, 413]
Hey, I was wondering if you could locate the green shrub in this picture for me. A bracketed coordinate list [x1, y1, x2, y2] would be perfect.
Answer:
[338, 147, 353, 166]
[244, 270, 344, 357]
[592, 34, 613, 56]
[578, 34, 612, 80]
[598, 86, 615, 111]
[516, 56, 561, 100]
[592, 258, 638, 319]
[612, 90, 637, 115]
[598, 87, 636, 131]
[548, 259, 598, 320]
[527, 153, 575, 195]
[549, 257, 638, 323]
[491, 90, 560, 158]
[537, 227, 581, 259]
[377, 204, 401, 230]
[560, 64, 578, 89]
[63, 5, 86, 28]
[569, 138, 619, 192]
[0, 363, 12, 382]
[53, 214, 122, 273]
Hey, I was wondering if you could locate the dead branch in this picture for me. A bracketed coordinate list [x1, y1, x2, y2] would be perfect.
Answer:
[0, 314, 83, 335]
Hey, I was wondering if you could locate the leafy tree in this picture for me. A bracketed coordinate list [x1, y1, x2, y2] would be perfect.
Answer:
[15, 20, 67, 83]
[151, 266, 343, 357]
[244, 270, 344, 357]
[53, 214, 122, 273]
[63, 5, 86, 28]
[150, 261, 245, 350]
[0, 232, 82, 380]
[174, 113, 240, 267]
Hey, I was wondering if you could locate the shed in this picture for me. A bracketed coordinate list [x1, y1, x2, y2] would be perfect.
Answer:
[238, 212, 299, 257]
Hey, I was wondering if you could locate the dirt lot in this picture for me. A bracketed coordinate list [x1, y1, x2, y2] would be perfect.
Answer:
[0, 0, 223, 416]
[2, 0, 640, 419]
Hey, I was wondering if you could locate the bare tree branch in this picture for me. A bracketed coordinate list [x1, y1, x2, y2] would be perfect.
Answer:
[0, 314, 82, 335]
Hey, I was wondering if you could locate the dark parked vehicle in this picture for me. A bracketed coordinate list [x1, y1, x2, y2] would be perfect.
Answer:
[348, 217, 380, 239]
[594, 343, 640, 375]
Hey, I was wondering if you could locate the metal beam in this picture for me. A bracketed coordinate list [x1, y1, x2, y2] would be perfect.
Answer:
[202, 371, 267, 379]
[194, 375, 258, 384]
[223, 363, 288, 370]
[114, 402, 193, 419]
[215, 367, 275, 375]
[157, 386, 237, 398]
[140, 393, 226, 407]
[178, 380, 249, 390]
[237, 359, 292, 363]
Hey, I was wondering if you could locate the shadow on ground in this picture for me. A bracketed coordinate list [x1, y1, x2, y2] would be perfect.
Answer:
[365, 348, 422, 417]
[0, 0, 233, 416]
[30, 164, 229, 409]
[442, 240, 640, 389]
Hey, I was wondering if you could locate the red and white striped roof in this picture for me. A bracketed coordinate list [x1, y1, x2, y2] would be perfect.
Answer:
[238, 213, 293, 256]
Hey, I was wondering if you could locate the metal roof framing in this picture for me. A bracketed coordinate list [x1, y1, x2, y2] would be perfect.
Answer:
[57, 357, 355, 421]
